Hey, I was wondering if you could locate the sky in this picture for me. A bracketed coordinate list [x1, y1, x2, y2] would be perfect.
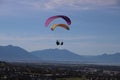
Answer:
[0, 0, 120, 55]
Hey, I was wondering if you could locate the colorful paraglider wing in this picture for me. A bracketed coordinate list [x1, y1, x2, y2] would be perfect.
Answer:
[45, 15, 71, 27]
[51, 24, 70, 31]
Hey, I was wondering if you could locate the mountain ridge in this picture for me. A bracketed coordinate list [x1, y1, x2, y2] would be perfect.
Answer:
[0, 45, 40, 62]
[0, 45, 120, 65]
[31, 48, 85, 61]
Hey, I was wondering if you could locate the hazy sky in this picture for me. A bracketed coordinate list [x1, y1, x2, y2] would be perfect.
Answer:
[0, 0, 120, 55]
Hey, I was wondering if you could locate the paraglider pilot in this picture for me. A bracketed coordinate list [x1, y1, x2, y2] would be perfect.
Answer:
[56, 40, 60, 46]
[61, 42, 63, 45]
[56, 40, 64, 46]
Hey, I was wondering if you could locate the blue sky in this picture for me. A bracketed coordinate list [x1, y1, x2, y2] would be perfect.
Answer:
[0, 0, 120, 55]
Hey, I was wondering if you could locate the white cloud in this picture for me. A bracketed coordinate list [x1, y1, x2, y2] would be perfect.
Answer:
[0, 0, 119, 11]
[43, 0, 119, 10]
[0, 34, 97, 42]
[0, 0, 119, 16]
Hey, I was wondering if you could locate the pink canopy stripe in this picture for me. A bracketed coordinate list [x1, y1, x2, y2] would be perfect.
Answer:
[45, 15, 71, 27]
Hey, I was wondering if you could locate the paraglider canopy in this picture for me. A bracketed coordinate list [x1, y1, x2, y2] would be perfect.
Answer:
[45, 15, 71, 27]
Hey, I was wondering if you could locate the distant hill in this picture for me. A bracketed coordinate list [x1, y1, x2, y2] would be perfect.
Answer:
[0, 45, 39, 62]
[0, 45, 120, 65]
[91, 53, 120, 64]
[31, 49, 120, 64]
[31, 49, 85, 61]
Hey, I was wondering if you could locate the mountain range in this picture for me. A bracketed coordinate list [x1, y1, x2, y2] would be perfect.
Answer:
[0, 45, 120, 65]
[0, 45, 39, 62]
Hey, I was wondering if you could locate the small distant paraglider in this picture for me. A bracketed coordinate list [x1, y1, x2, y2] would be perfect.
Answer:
[45, 15, 71, 46]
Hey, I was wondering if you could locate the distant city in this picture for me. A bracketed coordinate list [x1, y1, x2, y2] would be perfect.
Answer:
[0, 61, 120, 80]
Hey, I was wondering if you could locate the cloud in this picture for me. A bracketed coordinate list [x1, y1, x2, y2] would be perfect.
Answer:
[0, 0, 119, 16]
[0, 0, 119, 11]
[0, 34, 97, 42]
[43, 0, 119, 10]
[0, 34, 102, 50]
